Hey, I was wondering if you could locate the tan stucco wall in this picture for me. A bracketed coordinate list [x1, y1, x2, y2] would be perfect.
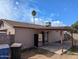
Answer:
[48, 30, 64, 43]
[15, 28, 37, 49]
[0, 21, 15, 44]
[73, 33, 78, 40]
[0, 21, 15, 35]
[4, 21, 15, 35]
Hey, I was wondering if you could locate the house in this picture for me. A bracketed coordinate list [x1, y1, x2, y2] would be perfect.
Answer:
[0, 19, 74, 49]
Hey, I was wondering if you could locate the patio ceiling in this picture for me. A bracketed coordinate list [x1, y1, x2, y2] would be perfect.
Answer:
[36, 26, 74, 32]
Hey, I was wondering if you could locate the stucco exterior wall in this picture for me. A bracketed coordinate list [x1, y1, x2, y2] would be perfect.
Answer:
[0, 21, 15, 44]
[15, 28, 37, 49]
[4, 21, 15, 35]
[48, 30, 64, 43]
[73, 33, 78, 40]
[0, 21, 15, 35]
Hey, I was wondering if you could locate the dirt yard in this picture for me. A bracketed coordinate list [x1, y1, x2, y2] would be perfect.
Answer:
[22, 48, 78, 59]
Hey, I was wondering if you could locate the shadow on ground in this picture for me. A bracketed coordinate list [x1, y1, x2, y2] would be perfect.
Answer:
[21, 48, 55, 59]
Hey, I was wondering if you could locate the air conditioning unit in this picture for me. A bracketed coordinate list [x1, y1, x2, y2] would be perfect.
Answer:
[44, 22, 51, 27]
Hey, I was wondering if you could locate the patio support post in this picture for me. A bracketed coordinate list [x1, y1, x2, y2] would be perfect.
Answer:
[47, 32, 49, 42]
[60, 30, 63, 53]
[42, 32, 45, 45]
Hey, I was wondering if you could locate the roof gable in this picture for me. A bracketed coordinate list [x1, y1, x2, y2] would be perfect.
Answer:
[0, 19, 46, 29]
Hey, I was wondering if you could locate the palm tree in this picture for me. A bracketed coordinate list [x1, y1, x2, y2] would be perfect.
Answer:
[32, 10, 36, 24]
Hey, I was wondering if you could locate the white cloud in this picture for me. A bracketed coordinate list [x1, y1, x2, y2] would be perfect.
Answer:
[0, 0, 12, 19]
[0, 0, 39, 22]
[30, 16, 66, 26]
[15, 1, 19, 5]
[30, 17, 66, 27]
[31, 17, 44, 25]
[51, 20, 66, 26]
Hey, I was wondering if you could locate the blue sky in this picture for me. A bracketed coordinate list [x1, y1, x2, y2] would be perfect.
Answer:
[0, 0, 78, 26]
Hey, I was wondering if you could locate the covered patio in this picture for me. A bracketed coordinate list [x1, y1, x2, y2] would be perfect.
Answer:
[36, 26, 74, 55]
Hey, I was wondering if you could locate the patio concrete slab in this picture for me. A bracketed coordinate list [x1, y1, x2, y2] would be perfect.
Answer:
[54, 49, 67, 55]
[40, 41, 72, 55]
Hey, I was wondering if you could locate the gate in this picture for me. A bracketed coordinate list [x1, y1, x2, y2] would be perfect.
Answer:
[0, 32, 10, 44]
